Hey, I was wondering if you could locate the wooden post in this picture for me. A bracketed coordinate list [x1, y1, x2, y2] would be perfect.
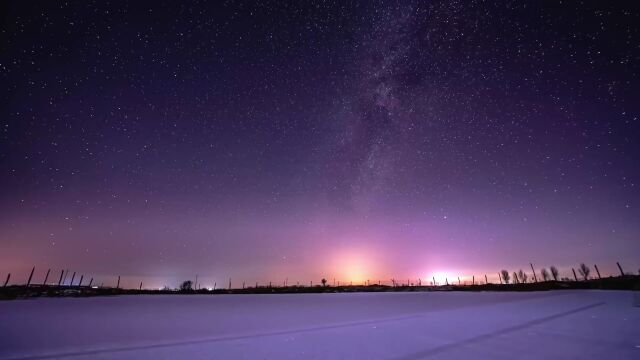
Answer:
[195, 275, 198, 291]
[458, 277, 460, 285]
[62, 269, 68, 285]
[58, 270, 64, 286]
[3, 273, 10, 287]
[214, 282, 217, 290]
[484, 274, 488, 284]
[139, 282, 143, 290]
[498, 273, 502, 284]
[70, 272, 76, 286]
[572, 268, 578, 281]
[530, 263, 538, 282]
[445, 278, 448, 285]
[43, 269, 51, 286]
[228, 278, 231, 290]
[616, 262, 624, 276]
[433, 276, 436, 286]
[88, 278, 93, 287]
[242, 282, 245, 289]
[116, 275, 120, 289]
[27, 266, 35, 287]
[310, 280, 312, 287]
[78, 275, 83, 287]
[594, 264, 601, 279]
[472, 276, 475, 285]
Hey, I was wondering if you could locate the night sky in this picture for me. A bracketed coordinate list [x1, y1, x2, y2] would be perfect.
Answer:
[1, 1, 639, 288]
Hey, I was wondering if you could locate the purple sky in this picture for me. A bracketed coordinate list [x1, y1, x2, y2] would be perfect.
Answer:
[1, 1, 639, 289]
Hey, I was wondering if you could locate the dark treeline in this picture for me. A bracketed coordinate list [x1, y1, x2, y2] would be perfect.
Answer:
[1, 261, 639, 300]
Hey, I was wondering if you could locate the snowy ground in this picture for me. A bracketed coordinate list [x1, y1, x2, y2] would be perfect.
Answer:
[1, 290, 638, 359]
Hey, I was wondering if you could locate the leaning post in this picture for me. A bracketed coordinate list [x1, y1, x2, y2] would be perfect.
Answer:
[27, 266, 35, 287]
[594, 264, 601, 279]
[530, 263, 538, 282]
[616, 262, 624, 276]
[43, 269, 51, 286]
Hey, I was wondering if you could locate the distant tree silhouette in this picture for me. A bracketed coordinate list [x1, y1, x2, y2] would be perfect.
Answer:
[321, 278, 327, 287]
[541, 268, 550, 281]
[550, 266, 559, 281]
[500, 270, 510, 284]
[180, 280, 193, 291]
[512, 272, 519, 284]
[578, 263, 591, 280]
[517, 270, 527, 283]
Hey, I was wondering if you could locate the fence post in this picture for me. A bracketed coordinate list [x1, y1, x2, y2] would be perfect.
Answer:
[472, 276, 475, 285]
[139, 282, 143, 290]
[3, 273, 10, 287]
[228, 278, 231, 290]
[62, 269, 68, 285]
[43, 269, 51, 286]
[498, 273, 502, 284]
[70, 272, 76, 286]
[88, 278, 93, 287]
[485, 274, 488, 284]
[27, 267, 35, 287]
[594, 264, 601, 279]
[572, 268, 578, 281]
[58, 270, 64, 286]
[78, 275, 83, 287]
[616, 262, 624, 276]
[116, 276, 120, 289]
[530, 263, 538, 282]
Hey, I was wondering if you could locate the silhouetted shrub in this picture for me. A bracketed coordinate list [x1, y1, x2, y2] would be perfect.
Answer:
[517, 270, 527, 283]
[550, 266, 559, 281]
[321, 278, 327, 287]
[541, 268, 550, 281]
[512, 272, 519, 284]
[180, 280, 193, 292]
[578, 263, 591, 280]
[500, 270, 510, 284]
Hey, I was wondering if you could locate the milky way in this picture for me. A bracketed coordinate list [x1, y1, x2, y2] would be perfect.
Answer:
[1, 1, 639, 288]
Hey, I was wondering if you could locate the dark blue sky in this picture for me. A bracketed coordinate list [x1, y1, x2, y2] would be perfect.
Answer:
[1, 1, 639, 288]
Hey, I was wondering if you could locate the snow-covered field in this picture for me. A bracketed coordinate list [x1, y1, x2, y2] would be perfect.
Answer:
[1, 290, 638, 359]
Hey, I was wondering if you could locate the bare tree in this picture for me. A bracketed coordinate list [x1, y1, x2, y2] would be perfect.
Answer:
[578, 263, 591, 280]
[500, 270, 510, 284]
[541, 268, 550, 281]
[550, 266, 559, 281]
[321, 278, 327, 287]
[512, 272, 519, 284]
[517, 269, 528, 283]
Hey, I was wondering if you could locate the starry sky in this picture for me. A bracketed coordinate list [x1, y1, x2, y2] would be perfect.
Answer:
[1, 1, 639, 288]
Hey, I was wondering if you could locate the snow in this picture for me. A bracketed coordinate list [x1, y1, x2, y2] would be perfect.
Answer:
[1, 290, 638, 359]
